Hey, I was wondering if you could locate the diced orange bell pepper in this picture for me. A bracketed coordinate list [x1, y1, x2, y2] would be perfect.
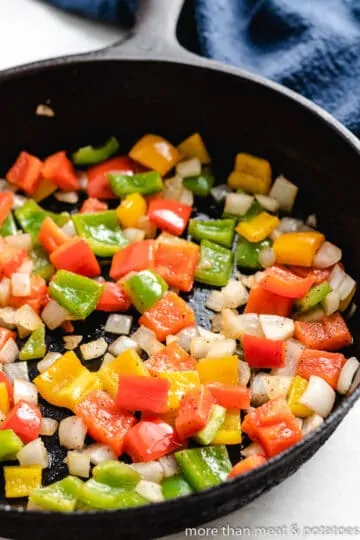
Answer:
[177, 133, 211, 164]
[124, 417, 181, 462]
[228, 455, 267, 478]
[175, 385, 215, 441]
[262, 265, 315, 299]
[243, 334, 285, 368]
[116, 375, 171, 414]
[245, 284, 293, 316]
[273, 232, 325, 267]
[42, 151, 79, 191]
[206, 383, 251, 410]
[8, 274, 48, 314]
[38, 216, 68, 254]
[139, 292, 196, 342]
[129, 134, 181, 176]
[197, 356, 239, 385]
[0, 192, 14, 227]
[110, 240, 154, 281]
[236, 212, 279, 243]
[153, 235, 199, 292]
[80, 198, 108, 214]
[242, 397, 295, 441]
[96, 282, 131, 312]
[257, 420, 302, 457]
[228, 153, 271, 194]
[7, 151, 42, 195]
[148, 199, 192, 236]
[296, 348, 346, 389]
[158, 371, 200, 410]
[144, 341, 197, 375]
[289, 266, 332, 285]
[294, 313, 352, 351]
[50, 237, 101, 277]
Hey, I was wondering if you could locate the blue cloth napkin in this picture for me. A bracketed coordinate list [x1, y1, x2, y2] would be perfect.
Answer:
[48, 0, 360, 136]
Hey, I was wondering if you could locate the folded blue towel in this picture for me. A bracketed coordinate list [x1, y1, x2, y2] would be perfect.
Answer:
[48, 0, 360, 136]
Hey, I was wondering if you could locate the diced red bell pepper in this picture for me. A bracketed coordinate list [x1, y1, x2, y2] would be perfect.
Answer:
[0, 246, 28, 278]
[87, 157, 137, 199]
[0, 401, 41, 443]
[42, 151, 79, 191]
[206, 383, 251, 410]
[289, 266, 332, 285]
[38, 216, 68, 254]
[7, 151, 43, 195]
[110, 240, 154, 281]
[228, 455, 267, 478]
[0, 371, 14, 403]
[245, 284, 293, 316]
[148, 199, 192, 236]
[296, 348, 346, 389]
[75, 390, 137, 456]
[144, 341, 197, 375]
[116, 375, 171, 414]
[262, 265, 315, 299]
[96, 282, 131, 312]
[124, 417, 182, 462]
[257, 420, 302, 457]
[50, 237, 101, 277]
[139, 292, 196, 342]
[8, 275, 48, 314]
[175, 385, 215, 441]
[294, 313, 352, 351]
[153, 239, 199, 292]
[80, 198, 108, 214]
[242, 397, 296, 441]
[243, 334, 285, 369]
[0, 328, 17, 352]
[0, 192, 14, 226]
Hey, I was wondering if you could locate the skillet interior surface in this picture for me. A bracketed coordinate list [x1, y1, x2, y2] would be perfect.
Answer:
[0, 58, 359, 539]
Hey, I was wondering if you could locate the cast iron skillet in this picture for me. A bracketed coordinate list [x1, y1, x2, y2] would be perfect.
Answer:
[0, 1, 360, 538]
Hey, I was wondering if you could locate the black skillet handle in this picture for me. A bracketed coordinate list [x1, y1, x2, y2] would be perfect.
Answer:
[103, 0, 195, 61]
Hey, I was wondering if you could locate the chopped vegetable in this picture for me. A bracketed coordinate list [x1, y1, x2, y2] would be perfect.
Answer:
[175, 446, 231, 491]
[49, 270, 103, 318]
[73, 211, 128, 257]
[42, 151, 79, 191]
[116, 375, 170, 414]
[195, 240, 233, 287]
[162, 474, 194, 499]
[4, 465, 42, 498]
[228, 455, 266, 478]
[30, 476, 83, 511]
[177, 133, 210, 164]
[87, 156, 136, 199]
[93, 460, 140, 489]
[148, 199, 192, 236]
[110, 239, 154, 280]
[124, 270, 168, 313]
[236, 212, 280, 243]
[294, 313, 352, 350]
[273, 232, 325, 267]
[236, 237, 272, 270]
[116, 192, 147, 229]
[189, 218, 235, 248]
[19, 324, 46, 360]
[125, 418, 181, 462]
[183, 172, 214, 196]
[0, 430, 24, 461]
[72, 136, 120, 165]
[129, 134, 180, 176]
[7, 152, 42, 195]
[228, 153, 271, 194]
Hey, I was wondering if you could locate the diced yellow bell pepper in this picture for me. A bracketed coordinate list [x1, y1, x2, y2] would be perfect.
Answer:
[287, 375, 313, 417]
[212, 409, 242, 445]
[236, 212, 280, 243]
[33, 178, 57, 202]
[228, 153, 271, 194]
[116, 193, 147, 229]
[158, 371, 200, 410]
[197, 356, 239, 385]
[273, 232, 325, 267]
[4, 466, 42, 498]
[0, 382, 10, 415]
[99, 348, 149, 398]
[177, 133, 211, 164]
[129, 134, 181, 176]
[34, 351, 102, 412]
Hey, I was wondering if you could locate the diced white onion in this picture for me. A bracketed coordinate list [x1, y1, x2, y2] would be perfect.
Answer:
[5, 233, 32, 251]
[100, 352, 115, 368]
[65, 451, 90, 478]
[255, 194, 280, 213]
[162, 175, 183, 201]
[80, 337, 108, 360]
[17, 438, 48, 468]
[13, 194, 27, 208]
[296, 307, 325, 322]
[299, 375, 335, 417]
[0, 278, 11, 306]
[206, 338, 236, 358]
[105, 314, 133, 335]
[11, 273, 31, 297]
[269, 175, 298, 212]
[306, 214, 317, 228]
[137, 216, 157, 238]
[329, 264, 346, 290]
[17, 260, 33, 278]
[258, 246, 276, 268]
[190, 337, 211, 359]
[211, 184, 230, 202]
[0, 179, 16, 192]
[63, 335, 83, 350]
[135, 480, 164, 503]
[77, 172, 88, 191]
[130, 461, 164, 483]
[4, 361, 29, 382]
[224, 192, 254, 216]
[55, 191, 79, 204]
[337, 357, 360, 394]
[206, 290, 226, 312]
[322, 290, 340, 316]
[238, 359, 251, 387]
[40, 417, 58, 436]
[221, 279, 248, 308]
[220, 310, 263, 340]
[259, 315, 294, 341]
[176, 326, 198, 353]
[59, 416, 87, 450]
[211, 314, 222, 333]
[61, 219, 76, 237]
[313, 241, 342, 268]
[158, 455, 180, 478]
[41, 299, 71, 330]
[0, 338, 19, 364]
[82, 444, 117, 465]
[0, 307, 16, 329]
[197, 327, 225, 342]
[132, 326, 164, 356]
[302, 413, 324, 436]
[251, 373, 269, 406]
[338, 274, 356, 301]
[272, 339, 304, 377]
[13, 380, 38, 405]
[15, 305, 42, 334]
[108, 335, 139, 356]
[37, 352, 61, 373]
[123, 228, 145, 243]
[241, 443, 265, 458]
[261, 374, 293, 400]
[176, 158, 201, 178]
[278, 217, 303, 233]
[178, 187, 194, 206]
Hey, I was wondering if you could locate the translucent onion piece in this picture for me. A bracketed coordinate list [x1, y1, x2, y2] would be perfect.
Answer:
[262, 374, 293, 400]
[4, 361, 29, 382]
[132, 326, 164, 356]
[269, 175, 298, 212]
[272, 339, 304, 377]
[55, 191, 79, 204]
[329, 264, 346, 290]
[63, 335, 83, 350]
[176, 158, 201, 178]
[258, 246, 276, 268]
[251, 373, 269, 406]
[210, 184, 230, 202]
[13, 380, 38, 405]
[259, 315, 294, 341]
[322, 290, 340, 316]
[135, 480, 164, 503]
[58, 416, 87, 450]
[313, 241, 342, 268]
[65, 451, 91, 478]
[299, 375, 335, 417]
[108, 336, 138, 357]
[241, 443, 266, 458]
[302, 414, 324, 437]
[278, 217, 303, 233]
[82, 443, 116, 465]
[206, 290, 226, 312]
[37, 352, 61, 373]
[130, 462, 164, 484]
[176, 326, 198, 353]
[105, 314, 133, 335]
[178, 187, 194, 206]
[40, 417, 58, 437]
[123, 228, 145, 244]
[0, 307, 16, 329]
[41, 299, 71, 330]
[17, 438, 49, 469]
[15, 305, 42, 334]
[80, 338, 108, 360]
[255, 194, 280, 213]
[158, 455, 180, 478]
[206, 338, 236, 358]
[221, 279, 248, 308]
[338, 274, 356, 301]
[238, 359, 251, 387]
[6, 233, 33, 251]
[11, 273, 31, 297]
[337, 357, 360, 394]
[0, 338, 19, 364]
[224, 192, 254, 216]
[61, 219, 76, 237]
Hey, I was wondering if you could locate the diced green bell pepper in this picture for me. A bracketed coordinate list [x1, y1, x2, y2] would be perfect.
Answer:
[29, 476, 84, 512]
[0, 430, 23, 461]
[236, 236, 272, 270]
[19, 324, 46, 361]
[30, 246, 54, 281]
[15, 200, 69, 243]
[124, 270, 168, 313]
[183, 172, 215, 196]
[161, 474, 194, 500]
[194, 404, 226, 445]
[93, 460, 140, 489]
[0, 213, 17, 237]
[224, 200, 262, 221]
[175, 445, 231, 491]
[195, 240, 233, 287]
[109, 171, 163, 197]
[72, 136, 120, 165]
[49, 270, 103, 319]
[296, 281, 332, 312]
[73, 211, 128, 257]
[188, 218, 236, 248]
[78, 479, 147, 510]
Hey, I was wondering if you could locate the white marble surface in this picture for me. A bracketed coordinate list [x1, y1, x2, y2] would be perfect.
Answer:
[0, 1, 359, 539]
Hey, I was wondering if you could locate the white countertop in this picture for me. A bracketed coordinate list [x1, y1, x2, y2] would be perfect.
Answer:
[0, 1, 359, 538]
